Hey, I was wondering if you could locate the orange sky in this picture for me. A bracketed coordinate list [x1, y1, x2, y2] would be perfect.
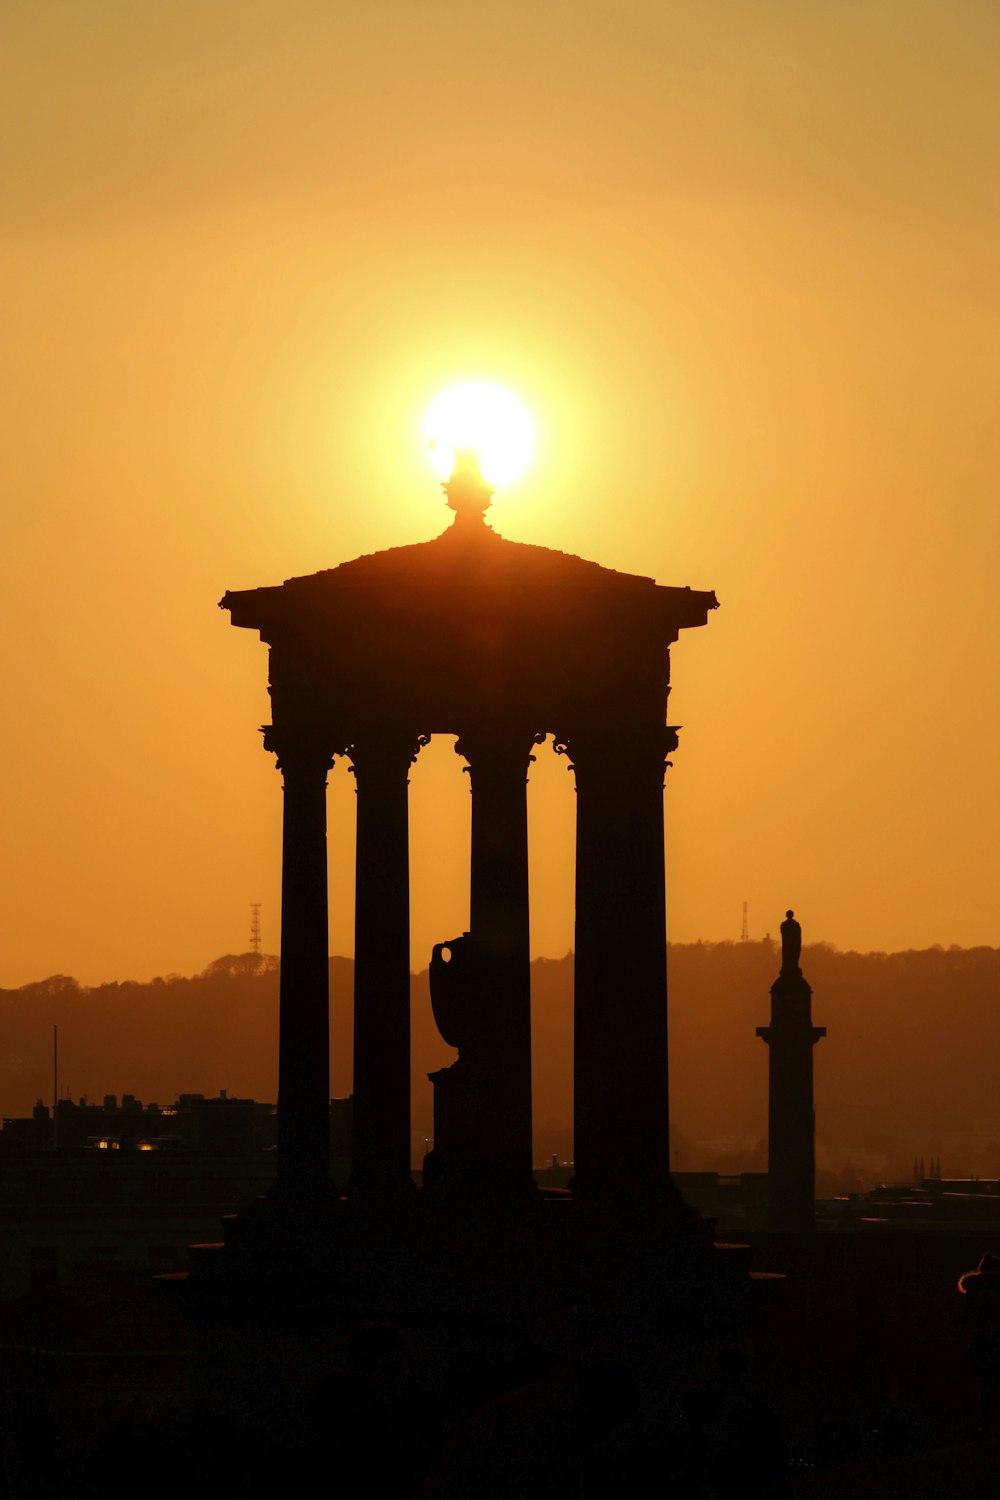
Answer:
[2, 1, 998, 987]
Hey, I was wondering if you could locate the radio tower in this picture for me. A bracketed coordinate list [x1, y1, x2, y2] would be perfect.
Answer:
[741, 901, 749, 942]
[249, 903, 262, 958]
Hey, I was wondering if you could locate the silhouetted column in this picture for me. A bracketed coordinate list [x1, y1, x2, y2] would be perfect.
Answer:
[455, 726, 536, 1196]
[561, 724, 678, 1209]
[265, 728, 335, 1203]
[757, 963, 825, 1232]
[348, 730, 426, 1206]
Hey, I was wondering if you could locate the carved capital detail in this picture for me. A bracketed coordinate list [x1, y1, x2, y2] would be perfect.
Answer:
[262, 725, 341, 783]
[346, 730, 431, 789]
[454, 726, 539, 785]
[554, 724, 681, 789]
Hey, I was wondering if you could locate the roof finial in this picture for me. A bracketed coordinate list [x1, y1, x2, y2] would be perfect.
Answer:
[443, 448, 493, 525]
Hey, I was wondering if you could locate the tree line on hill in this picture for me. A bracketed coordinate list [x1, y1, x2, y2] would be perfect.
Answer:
[1, 941, 998, 1186]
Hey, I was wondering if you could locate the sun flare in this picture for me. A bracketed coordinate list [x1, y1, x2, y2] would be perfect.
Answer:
[424, 381, 535, 487]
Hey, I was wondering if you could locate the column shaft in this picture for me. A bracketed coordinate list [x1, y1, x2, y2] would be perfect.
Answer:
[269, 731, 335, 1202]
[458, 727, 535, 1191]
[757, 979, 825, 1231]
[564, 725, 676, 1205]
[349, 733, 421, 1204]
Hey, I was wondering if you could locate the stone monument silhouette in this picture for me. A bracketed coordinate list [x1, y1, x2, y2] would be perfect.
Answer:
[220, 461, 719, 1220]
[168, 458, 756, 1425]
[757, 909, 826, 1231]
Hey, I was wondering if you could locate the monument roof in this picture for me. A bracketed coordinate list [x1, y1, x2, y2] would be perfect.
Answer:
[222, 516, 718, 637]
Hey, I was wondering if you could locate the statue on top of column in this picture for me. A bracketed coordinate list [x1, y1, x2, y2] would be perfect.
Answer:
[780, 909, 802, 974]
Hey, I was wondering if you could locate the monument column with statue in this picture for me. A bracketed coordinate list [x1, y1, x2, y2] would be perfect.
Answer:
[757, 909, 826, 1232]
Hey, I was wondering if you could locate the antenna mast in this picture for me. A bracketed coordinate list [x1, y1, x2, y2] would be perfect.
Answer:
[741, 901, 749, 942]
[249, 903, 262, 958]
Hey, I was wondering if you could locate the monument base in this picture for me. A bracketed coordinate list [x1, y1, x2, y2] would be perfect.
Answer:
[159, 1186, 761, 1439]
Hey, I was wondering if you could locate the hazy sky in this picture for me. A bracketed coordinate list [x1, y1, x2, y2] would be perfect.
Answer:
[2, 1, 998, 986]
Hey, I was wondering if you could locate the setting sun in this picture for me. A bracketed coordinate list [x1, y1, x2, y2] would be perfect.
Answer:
[424, 380, 536, 487]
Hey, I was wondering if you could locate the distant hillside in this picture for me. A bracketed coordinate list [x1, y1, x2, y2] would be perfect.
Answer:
[2, 943, 998, 1180]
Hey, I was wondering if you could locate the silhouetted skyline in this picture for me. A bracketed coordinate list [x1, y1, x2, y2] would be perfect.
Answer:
[4, 940, 999, 1186]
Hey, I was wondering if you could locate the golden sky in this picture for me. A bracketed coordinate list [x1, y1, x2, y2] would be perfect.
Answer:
[2, 0, 998, 987]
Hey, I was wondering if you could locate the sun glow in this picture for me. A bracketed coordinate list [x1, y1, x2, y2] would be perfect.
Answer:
[424, 381, 535, 487]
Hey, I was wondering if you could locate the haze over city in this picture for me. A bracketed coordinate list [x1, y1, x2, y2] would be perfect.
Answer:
[3, 1, 998, 988]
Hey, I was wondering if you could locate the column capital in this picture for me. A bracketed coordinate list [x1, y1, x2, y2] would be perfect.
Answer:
[346, 730, 430, 789]
[554, 724, 680, 787]
[455, 725, 541, 780]
[262, 725, 342, 779]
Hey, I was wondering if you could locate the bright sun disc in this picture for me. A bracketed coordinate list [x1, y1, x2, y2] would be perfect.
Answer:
[424, 381, 535, 487]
